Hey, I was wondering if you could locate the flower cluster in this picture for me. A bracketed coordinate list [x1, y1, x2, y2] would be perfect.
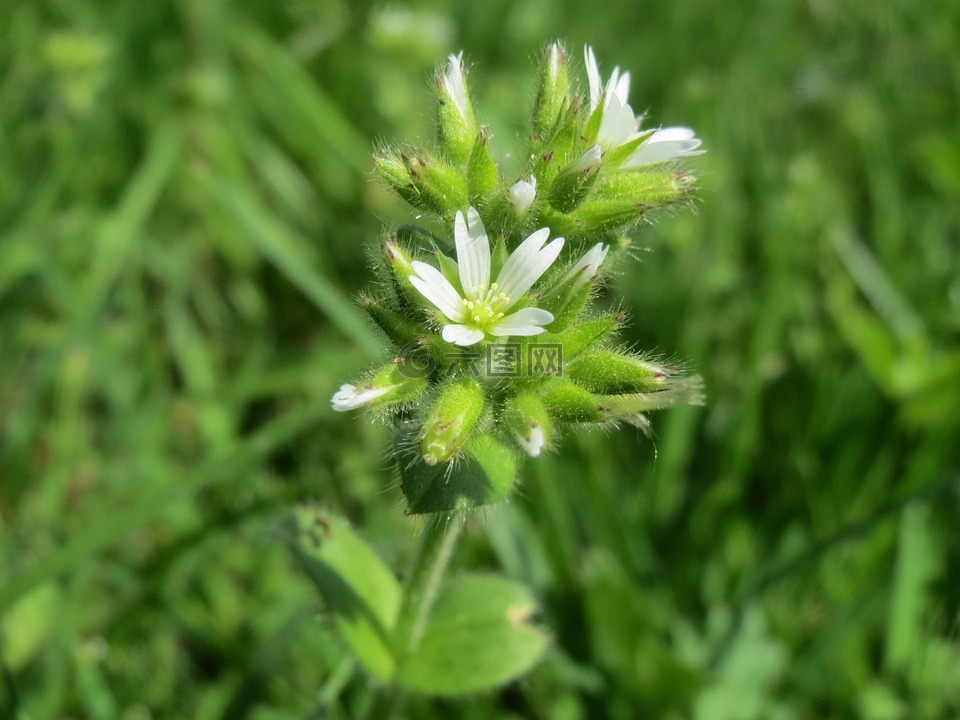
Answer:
[333, 44, 704, 512]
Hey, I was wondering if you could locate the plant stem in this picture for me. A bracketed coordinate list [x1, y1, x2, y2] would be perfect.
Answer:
[361, 513, 466, 720]
[404, 513, 465, 653]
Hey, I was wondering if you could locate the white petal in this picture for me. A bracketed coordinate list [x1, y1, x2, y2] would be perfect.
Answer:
[443, 52, 469, 119]
[564, 242, 609, 292]
[454, 207, 491, 294]
[495, 231, 565, 302]
[441, 324, 485, 346]
[517, 426, 545, 457]
[584, 46, 602, 111]
[613, 71, 631, 107]
[626, 126, 705, 167]
[573, 144, 602, 172]
[331, 383, 393, 411]
[508, 175, 537, 215]
[410, 261, 465, 322]
[489, 306, 554, 336]
[598, 95, 639, 148]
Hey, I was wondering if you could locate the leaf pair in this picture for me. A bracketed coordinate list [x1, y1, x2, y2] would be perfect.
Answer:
[286, 507, 548, 695]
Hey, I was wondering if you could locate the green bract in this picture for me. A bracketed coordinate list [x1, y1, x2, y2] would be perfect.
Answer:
[334, 43, 705, 514]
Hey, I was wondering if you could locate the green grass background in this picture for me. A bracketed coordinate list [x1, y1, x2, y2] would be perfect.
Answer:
[2, 0, 959, 718]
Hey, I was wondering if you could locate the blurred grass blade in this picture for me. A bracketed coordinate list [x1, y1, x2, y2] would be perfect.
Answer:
[80, 121, 182, 319]
[204, 178, 380, 357]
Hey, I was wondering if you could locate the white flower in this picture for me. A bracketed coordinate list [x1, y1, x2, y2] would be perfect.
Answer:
[516, 426, 545, 457]
[409, 207, 564, 346]
[564, 242, 609, 293]
[584, 46, 704, 165]
[508, 175, 537, 215]
[442, 52, 469, 120]
[331, 383, 395, 412]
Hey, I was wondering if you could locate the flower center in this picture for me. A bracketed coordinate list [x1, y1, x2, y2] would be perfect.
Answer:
[462, 282, 509, 330]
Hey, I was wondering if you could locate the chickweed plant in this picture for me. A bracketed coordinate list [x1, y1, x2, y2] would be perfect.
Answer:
[292, 43, 704, 713]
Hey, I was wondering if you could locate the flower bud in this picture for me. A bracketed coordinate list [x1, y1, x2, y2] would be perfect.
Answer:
[532, 43, 569, 140]
[359, 293, 421, 346]
[566, 351, 669, 395]
[405, 151, 468, 216]
[503, 393, 552, 457]
[420, 376, 486, 465]
[541, 378, 605, 424]
[332, 363, 427, 412]
[437, 52, 477, 165]
[374, 149, 467, 217]
[548, 145, 601, 213]
[508, 175, 537, 217]
[554, 313, 622, 358]
[595, 169, 693, 210]
[381, 237, 421, 305]
[373, 148, 421, 207]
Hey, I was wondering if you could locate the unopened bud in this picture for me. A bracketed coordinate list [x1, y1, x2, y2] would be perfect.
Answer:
[566, 351, 669, 395]
[332, 363, 427, 412]
[541, 378, 604, 424]
[437, 52, 477, 165]
[420, 376, 486, 465]
[504, 394, 552, 457]
[532, 43, 569, 140]
[508, 175, 537, 217]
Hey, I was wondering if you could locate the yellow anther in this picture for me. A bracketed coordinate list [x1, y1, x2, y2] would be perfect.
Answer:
[496, 312, 504, 318]
[498, 292, 508, 301]
[491, 282, 499, 290]
[466, 301, 475, 309]
[473, 315, 481, 322]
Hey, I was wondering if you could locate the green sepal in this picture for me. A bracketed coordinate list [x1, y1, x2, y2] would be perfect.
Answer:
[395, 573, 548, 695]
[381, 237, 422, 307]
[434, 249, 461, 289]
[602, 130, 653, 167]
[374, 148, 421, 207]
[467, 128, 499, 205]
[406, 151, 468, 217]
[548, 150, 601, 213]
[531, 99, 582, 186]
[537, 278, 594, 332]
[532, 43, 569, 143]
[420, 376, 487, 465]
[565, 351, 666, 395]
[285, 506, 402, 681]
[581, 99, 604, 146]
[359, 294, 422, 347]
[541, 378, 604, 423]
[364, 363, 429, 410]
[540, 198, 638, 237]
[553, 313, 623, 359]
[594, 168, 691, 208]
[395, 431, 517, 513]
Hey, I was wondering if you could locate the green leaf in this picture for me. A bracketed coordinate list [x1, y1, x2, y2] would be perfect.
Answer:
[396, 432, 517, 513]
[396, 574, 548, 695]
[286, 507, 401, 680]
